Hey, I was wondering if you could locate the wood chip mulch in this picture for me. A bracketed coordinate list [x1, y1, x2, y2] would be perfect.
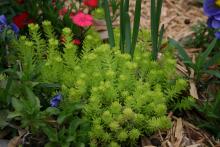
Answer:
[129, 0, 206, 40]
[141, 115, 220, 147]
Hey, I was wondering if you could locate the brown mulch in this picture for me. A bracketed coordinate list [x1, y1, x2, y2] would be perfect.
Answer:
[141, 115, 220, 147]
[96, 0, 206, 41]
[129, 0, 206, 40]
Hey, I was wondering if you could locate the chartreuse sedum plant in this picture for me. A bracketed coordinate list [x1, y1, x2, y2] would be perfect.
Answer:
[13, 21, 187, 146]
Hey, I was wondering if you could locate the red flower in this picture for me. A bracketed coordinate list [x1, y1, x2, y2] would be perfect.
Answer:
[84, 0, 98, 8]
[71, 12, 93, 27]
[72, 39, 81, 45]
[59, 7, 68, 16]
[17, 0, 24, 4]
[12, 12, 33, 29]
[69, 12, 75, 18]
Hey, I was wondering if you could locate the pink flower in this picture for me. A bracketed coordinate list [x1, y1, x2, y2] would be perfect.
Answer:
[72, 39, 81, 45]
[59, 7, 68, 16]
[71, 12, 93, 27]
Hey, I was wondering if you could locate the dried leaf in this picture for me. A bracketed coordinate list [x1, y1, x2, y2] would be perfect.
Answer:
[174, 118, 183, 147]
[8, 136, 21, 147]
[189, 55, 199, 99]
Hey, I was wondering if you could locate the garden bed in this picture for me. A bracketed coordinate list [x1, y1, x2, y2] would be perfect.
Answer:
[0, 0, 220, 147]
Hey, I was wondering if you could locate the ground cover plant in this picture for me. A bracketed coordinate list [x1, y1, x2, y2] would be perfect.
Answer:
[0, 19, 188, 146]
[0, 0, 220, 146]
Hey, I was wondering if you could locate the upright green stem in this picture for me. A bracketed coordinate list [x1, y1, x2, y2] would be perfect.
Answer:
[131, 0, 142, 57]
[150, 0, 164, 60]
[103, 0, 115, 48]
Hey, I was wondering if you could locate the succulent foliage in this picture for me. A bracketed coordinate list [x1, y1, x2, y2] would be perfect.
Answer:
[11, 21, 187, 146]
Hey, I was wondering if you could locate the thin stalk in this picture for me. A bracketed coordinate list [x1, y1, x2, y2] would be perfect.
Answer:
[124, 12, 132, 54]
[131, 0, 142, 57]
[151, 0, 157, 60]
[103, 0, 115, 48]
[120, 0, 125, 52]
[151, 0, 163, 60]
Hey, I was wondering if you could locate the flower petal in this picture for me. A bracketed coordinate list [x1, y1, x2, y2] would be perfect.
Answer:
[10, 23, 19, 34]
[212, 19, 220, 28]
[204, 0, 220, 17]
[207, 16, 214, 28]
[71, 12, 93, 27]
[214, 14, 220, 20]
[0, 15, 7, 25]
[50, 93, 62, 107]
[215, 31, 220, 39]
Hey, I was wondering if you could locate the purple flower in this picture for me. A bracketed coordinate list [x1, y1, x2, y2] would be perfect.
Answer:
[0, 15, 19, 34]
[203, 0, 220, 16]
[50, 94, 62, 107]
[0, 15, 7, 25]
[215, 31, 220, 38]
[203, 0, 220, 39]
[207, 15, 220, 29]
[10, 23, 19, 34]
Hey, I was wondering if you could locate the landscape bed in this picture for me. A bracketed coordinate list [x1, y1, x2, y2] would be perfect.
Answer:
[0, 0, 220, 146]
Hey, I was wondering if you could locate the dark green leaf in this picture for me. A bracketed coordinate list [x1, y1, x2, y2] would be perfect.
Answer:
[7, 112, 21, 119]
[169, 39, 193, 66]
[57, 103, 83, 124]
[42, 126, 58, 142]
[124, 12, 132, 54]
[120, 0, 125, 52]
[205, 52, 220, 69]
[103, 0, 115, 48]
[157, 24, 164, 50]
[131, 0, 142, 57]
[45, 107, 60, 115]
[11, 98, 23, 111]
[205, 70, 220, 79]
[196, 38, 217, 69]
[68, 118, 84, 137]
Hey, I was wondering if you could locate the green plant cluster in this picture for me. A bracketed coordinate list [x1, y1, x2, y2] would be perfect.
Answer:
[182, 22, 220, 50]
[1, 21, 187, 146]
[195, 92, 220, 138]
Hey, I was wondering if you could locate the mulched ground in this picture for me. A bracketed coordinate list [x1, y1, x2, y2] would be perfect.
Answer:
[128, 1, 220, 146]
[129, 0, 206, 40]
[2, 1, 220, 147]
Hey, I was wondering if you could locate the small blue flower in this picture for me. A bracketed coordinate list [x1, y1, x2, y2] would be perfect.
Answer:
[204, 0, 220, 39]
[207, 15, 220, 29]
[0, 14, 19, 34]
[0, 15, 7, 25]
[10, 23, 19, 34]
[50, 93, 62, 107]
[204, 0, 220, 17]
[215, 31, 220, 38]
